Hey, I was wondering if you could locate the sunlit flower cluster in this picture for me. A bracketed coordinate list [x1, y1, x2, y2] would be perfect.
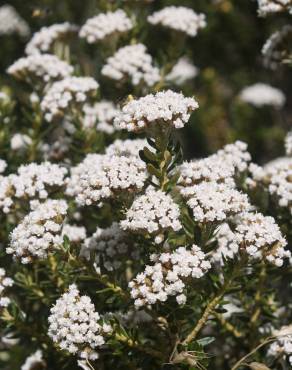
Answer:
[148, 6, 206, 37]
[285, 131, 292, 156]
[268, 325, 292, 365]
[7, 54, 73, 85]
[239, 83, 286, 108]
[83, 101, 120, 133]
[21, 350, 44, 370]
[0, 268, 13, 308]
[41, 77, 99, 122]
[105, 138, 147, 158]
[7, 199, 68, 263]
[25, 22, 78, 55]
[66, 153, 147, 206]
[101, 44, 160, 87]
[211, 223, 239, 265]
[166, 57, 198, 85]
[48, 284, 112, 360]
[79, 10, 133, 43]
[115, 90, 198, 132]
[129, 245, 211, 307]
[257, 0, 292, 16]
[0, 5, 30, 37]
[62, 224, 87, 244]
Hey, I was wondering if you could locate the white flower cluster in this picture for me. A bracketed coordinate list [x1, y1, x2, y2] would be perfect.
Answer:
[21, 350, 44, 370]
[48, 284, 112, 360]
[7, 199, 68, 264]
[166, 57, 198, 85]
[211, 223, 239, 265]
[105, 138, 147, 158]
[62, 224, 87, 244]
[239, 83, 286, 108]
[114, 90, 199, 132]
[25, 22, 78, 55]
[83, 101, 120, 133]
[11, 133, 32, 151]
[0, 268, 13, 308]
[66, 153, 147, 206]
[79, 10, 133, 43]
[215, 141, 251, 173]
[285, 131, 292, 156]
[0, 159, 7, 174]
[129, 245, 211, 307]
[268, 325, 292, 365]
[121, 188, 182, 244]
[247, 158, 292, 213]
[0, 5, 30, 37]
[234, 212, 290, 266]
[148, 6, 206, 37]
[101, 44, 160, 87]
[7, 54, 73, 85]
[41, 77, 99, 122]
[0, 176, 14, 213]
[181, 182, 250, 223]
[257, 0, 292, 16]
[81, 223, 138, 271]
[262, 25, 292, 70]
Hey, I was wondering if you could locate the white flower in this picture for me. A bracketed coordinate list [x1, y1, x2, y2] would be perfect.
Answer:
[285, 131, 292, 156]
[211, 223, 239, 265]
[148, 6, 206, 37]
[129, 245, 211, 307]
[215, 141, 251, 174]
[114, 90, 199, 132]
[48, 284, 111, 360]
[121, 188, 182, 242]
[10, 133, 32, 151]
[262, 25, 292, 70]
[181, 182, 250, 223]
[101, 44, 160, 87]
[66, 153, 147, 206]
[0, 176, 14, 213]
[80, 10, 133, 43]
[257, 0, 292, 16]
[21, 350, 44, 370]
[25, 22, 78, 55]
[0, 268, 13, 308]
[81, 223, 138, 271]
[7, 54, 73, 85]
[7, 199, 68, 263]
[105, 138, 147, 158]
[0, 159, 7, 174]
[239, 83, 286, 108]
[0, 5, 30, 37]
[62, 224, 87, 243]
[41, 77, 99, 122]
[234, 212, 290, 266]
[166, 57, 198, 85]
[268, 324, 292, 365]
[83, 101, 120, 133]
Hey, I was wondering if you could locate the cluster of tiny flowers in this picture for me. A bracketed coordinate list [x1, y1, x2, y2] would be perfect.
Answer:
[0, 268, 13, 308]
[148, 6, 206, 37]
[101, 44, 160, 87]
[0, 5, 30, 37]
[7, 54, 73, 85]
[81, 223, 138, 271]
[129, 245, 211, 307]
[83, 101, 120, 133]
[211, 223, 239, 265]
[181, 182, 250, 223]
[247, 158, 292, 213]
[10, 133, 32, 151]
[114, 90, 199, 132]
[0, 176, 14, 213]
[48, 285, 112, 360]
[105, 138, 147, 158]
[285, 131, 292, 156]
[166, 57, 198, 85]
[0, 159, 7, 174]
[41, 77, 99, 122]
[234, 212, 290, 266]
[257, 0, 292, 16]
[121, 188, 182, 244]
[25, 22, 78, 55]
[215, 141, 251, 173]
[7, 199, 68, 264]
[239, 83, 286, 108]
[79, 10, 133, 43]
[21, 350, 44, 370]
[268, 325, 292, 365]
[262, 25, 292, 70]
[62, 224, 87, 244]
[66, 153, 147, 206]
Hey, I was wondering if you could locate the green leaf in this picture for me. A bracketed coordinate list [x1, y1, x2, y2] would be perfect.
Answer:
[147, 163, 161, 178]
